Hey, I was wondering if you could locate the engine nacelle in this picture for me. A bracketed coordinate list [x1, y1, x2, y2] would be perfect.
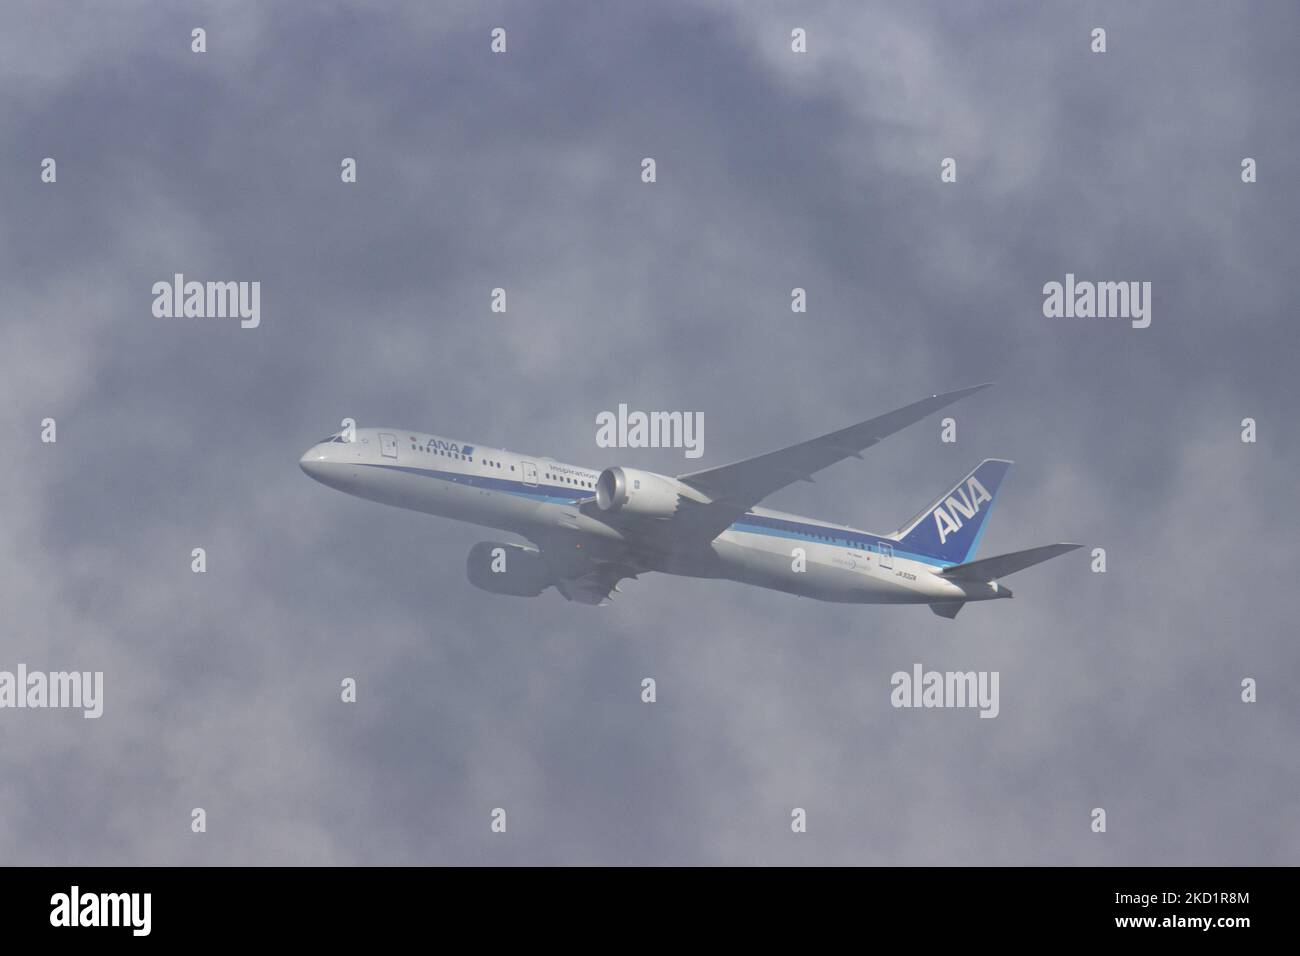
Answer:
[466, 541, 554, 597]
[595, 466, 698, 518]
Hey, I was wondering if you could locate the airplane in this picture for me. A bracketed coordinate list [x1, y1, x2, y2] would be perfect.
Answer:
[299, 384, 1080, 617]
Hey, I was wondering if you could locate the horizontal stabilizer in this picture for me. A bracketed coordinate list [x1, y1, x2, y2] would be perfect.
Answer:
[941, 543, 1082, 581]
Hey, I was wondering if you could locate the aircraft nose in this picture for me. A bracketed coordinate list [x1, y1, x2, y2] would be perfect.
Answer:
[299, 447, 328, 480]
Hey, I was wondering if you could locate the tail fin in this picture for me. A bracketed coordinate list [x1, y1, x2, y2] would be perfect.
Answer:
[890, 459, 1012, 565]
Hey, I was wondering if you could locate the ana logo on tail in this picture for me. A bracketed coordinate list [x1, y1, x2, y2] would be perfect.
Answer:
[934, 477, 992, 544]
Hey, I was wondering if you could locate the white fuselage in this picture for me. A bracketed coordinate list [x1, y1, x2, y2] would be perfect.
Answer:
[300, 428, 1004, 606]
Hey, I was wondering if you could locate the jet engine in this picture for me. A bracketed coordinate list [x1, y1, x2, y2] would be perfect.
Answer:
[466, 541, 554, 597]
[594, 466, 697, 518]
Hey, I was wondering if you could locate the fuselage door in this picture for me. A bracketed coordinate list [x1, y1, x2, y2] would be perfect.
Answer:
[879, 543, 894, 569]
[379, 432, 398, 459]
[521, 460, 538, 486]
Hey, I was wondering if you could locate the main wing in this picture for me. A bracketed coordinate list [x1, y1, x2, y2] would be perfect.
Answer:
[673, 384, 993, 537]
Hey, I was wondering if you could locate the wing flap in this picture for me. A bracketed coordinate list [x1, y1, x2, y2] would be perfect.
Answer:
[554, 562, 639, 606]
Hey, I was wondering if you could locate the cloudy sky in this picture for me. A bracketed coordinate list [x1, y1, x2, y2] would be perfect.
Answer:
[1, 0, 1296, 865]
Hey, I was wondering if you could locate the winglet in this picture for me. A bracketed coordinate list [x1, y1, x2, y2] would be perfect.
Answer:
[936, 382, 994, 399]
